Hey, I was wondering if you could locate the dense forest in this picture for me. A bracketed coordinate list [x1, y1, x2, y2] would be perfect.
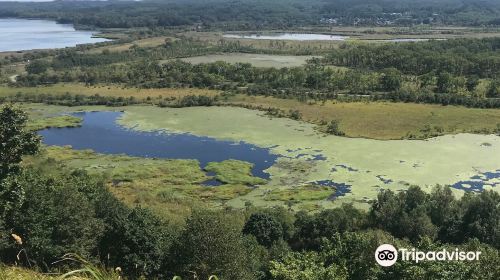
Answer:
[324, 38, 500, 77]
[1, 0, 500, 29]
[0, 105, 499, 279]
[10, 37, 500, 108]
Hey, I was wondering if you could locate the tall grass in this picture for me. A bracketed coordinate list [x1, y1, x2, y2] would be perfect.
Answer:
[2, 251, 220, 280]
[57, 254, 219, 280]
[58, 254, 120, 280]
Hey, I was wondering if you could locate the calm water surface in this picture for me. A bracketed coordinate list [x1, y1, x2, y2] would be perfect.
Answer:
[39, 112, 278, 179]
[0, 18, 109, 52]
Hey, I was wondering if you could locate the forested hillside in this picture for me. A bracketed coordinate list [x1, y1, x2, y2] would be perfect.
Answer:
[1, 0, 500, 29]
[6, 37, 500, 109]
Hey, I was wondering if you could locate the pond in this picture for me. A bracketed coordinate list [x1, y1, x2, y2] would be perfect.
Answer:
[38, 111, 278, 179]
[0, 18, 109, 52]
[223, 33, 348, 41]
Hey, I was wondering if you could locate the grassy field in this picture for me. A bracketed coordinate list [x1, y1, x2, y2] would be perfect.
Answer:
[175, 53, 319, 68]
[0, 84, 220, 100]
[225, 95, 500, 139]
[86, 36, 174, 54]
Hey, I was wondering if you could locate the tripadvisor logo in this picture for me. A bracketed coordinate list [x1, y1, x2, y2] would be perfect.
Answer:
[374, 244, 481, 267]
[375, 244, 398, 267]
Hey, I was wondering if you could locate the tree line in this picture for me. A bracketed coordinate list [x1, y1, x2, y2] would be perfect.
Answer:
[324, 38, 500, 78]
[2, 0, 500, 29]
[15, 56, 500, 108]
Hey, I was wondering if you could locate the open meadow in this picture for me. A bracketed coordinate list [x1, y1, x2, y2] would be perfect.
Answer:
[225, 95, 500, 139]
[0, 84, 219, 100]
[175, 53, 318, 68]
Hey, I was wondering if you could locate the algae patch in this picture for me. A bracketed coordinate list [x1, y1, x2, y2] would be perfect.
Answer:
[118, 106, 500, 209]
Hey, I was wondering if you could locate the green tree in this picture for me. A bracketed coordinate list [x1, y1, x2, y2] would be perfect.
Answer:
[437, 72, 454, 93]
[270, 251, 348, 280]
[487, 79, 500, 98]
[242, 235, 270, 280]
[369, 187, 438, 243]
[0, 106, 40, 251]
[325, 120, 345, 136]
[175, 210, 253, 280]
[26, 60, 50, 75]
[0, 105, 40, 180]
[428, 186, 459, 241]
[293, 204, 367, 250]
[4, 170, 104, 267]
[458, 191, 500, 247]
[109, 207, 172, 278]
[288, 110, 302, 121]
[466, 75, 480, 92]
[321, 231, 392, 279]
[380, 68, 402, 91]
[243, 212, 284, 247]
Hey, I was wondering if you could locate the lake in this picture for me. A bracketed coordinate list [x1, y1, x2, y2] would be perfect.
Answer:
[223, 33, 348, 41]
[39, 111, 278, 179]
[0, 18, 109, 52]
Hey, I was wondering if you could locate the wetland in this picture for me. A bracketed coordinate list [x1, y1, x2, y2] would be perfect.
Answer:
[34, 105, 500, 211]
[2, 1, 500, 278]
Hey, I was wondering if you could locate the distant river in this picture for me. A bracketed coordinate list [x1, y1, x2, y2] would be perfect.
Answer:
[0, 18, 109, 52]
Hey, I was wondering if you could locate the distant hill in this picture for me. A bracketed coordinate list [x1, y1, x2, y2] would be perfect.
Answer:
[0, 0, 499, 29]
